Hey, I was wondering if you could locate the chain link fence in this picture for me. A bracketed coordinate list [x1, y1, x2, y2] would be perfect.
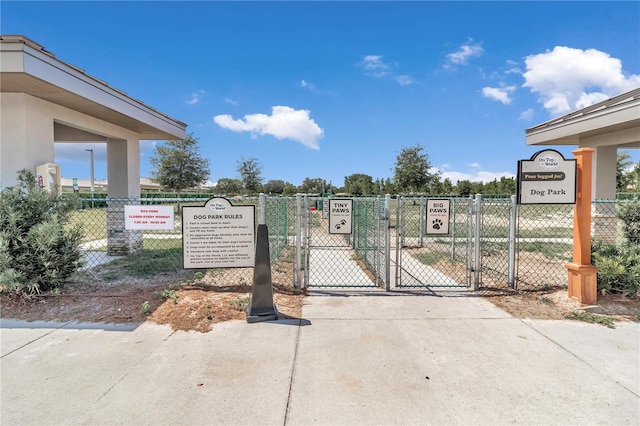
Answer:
[69, 195, 295, 290]
[62, 194, 631, 292]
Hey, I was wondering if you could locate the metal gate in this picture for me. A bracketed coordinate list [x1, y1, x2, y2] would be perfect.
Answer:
[300, 195, 388, 288]
[393, 196, 474, 288]
[295, 194, 515, 290]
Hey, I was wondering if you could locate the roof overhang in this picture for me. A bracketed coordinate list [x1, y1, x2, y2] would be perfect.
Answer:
[0, 35, 186, 140]
[525, 88, 640, 148]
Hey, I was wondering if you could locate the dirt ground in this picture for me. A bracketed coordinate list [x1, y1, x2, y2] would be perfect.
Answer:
[2, 262, 638, 332]
[0, 259, 307, 333]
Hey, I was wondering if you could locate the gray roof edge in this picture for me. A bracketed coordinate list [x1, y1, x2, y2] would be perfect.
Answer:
[525, 87, 640, 135]
[0, 35, 188, 134]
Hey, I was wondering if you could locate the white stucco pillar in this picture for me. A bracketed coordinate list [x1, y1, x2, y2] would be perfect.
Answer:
[106, 137, 142, 255]
[1, 93, 55, 188]
[591, 145, 619, 243]
[106, 138, 141, 198]
[592, 145, 617, 200]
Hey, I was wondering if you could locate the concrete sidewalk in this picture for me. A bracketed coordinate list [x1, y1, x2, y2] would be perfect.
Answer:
[1, 289, 639, 425]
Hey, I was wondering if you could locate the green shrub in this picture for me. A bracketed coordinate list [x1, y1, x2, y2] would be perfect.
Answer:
[617, 198, 640, 245]
[591, 240, 640, 297]
[0, 169, 84, 294]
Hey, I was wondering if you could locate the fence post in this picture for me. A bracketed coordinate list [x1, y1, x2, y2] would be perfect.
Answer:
[473, 194, 482, 290]
[566, 148, 597, 305]
[450, 198, 456, 260]
[508, 195, 517, 288]
[304, 195, 310, 288]
[385, 194, 391, 291]
[259, 193, 266, 225]
[294, 194, 302, 289]
[419, 197, 425, 246]
[466, 196, 473, 287]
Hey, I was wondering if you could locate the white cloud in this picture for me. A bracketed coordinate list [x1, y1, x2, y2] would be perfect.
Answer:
[359, 55, 414, 86]
[440, 169, 515, 185]
[445, 39, 484, 69]
[519, 108, 534, 121]
[436, 163, 514, 184]
[395, 75, 414, 86]
[482, 86, 516, 105]
[522, 46, 640, 115]
[224, 97, 238, 106]
[505, 60, 522, 74]
[359, 55, 391, 77]
[213, 106, 324, 150]
[301, 80, 319, 92]
[187, 90, 205, 105]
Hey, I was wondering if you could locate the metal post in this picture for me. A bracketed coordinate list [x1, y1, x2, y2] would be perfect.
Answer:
[473, 194, 482, 290]
[396, 196, 402, 287]
[450, 198, 456, 260]
[304, 195, 310, 288]
[259, 193, 266, 225]
[295, 194, 302, 289]
[508, 195, 517, 288]
[385, 194, 391, 291]
[419, 197, 424, 246]
[466, 196, 473, 287]
[85, 148, 94, 208]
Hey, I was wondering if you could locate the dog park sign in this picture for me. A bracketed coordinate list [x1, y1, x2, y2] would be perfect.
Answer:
[182, 198, 255, 268]
[517, 149, 576, 205]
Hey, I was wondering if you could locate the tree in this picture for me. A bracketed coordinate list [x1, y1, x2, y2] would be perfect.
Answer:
[456, 180, 473, 197]
[237, 157, 263, 193]
[263, 179, 286, 194]
[617, 152, 634, 193]
[344, 173, 374, 195]
[215, 178, 243, 195]
[442, 178, 454, 195]
[393, 145, 437, 193]
[283, 183, 298, 195]
[300, 177, 325, 194]
[0, 169, 83, 294]
[150, 133, 210, 196]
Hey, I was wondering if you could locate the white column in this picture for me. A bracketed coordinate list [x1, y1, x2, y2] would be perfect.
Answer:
[592, 145, 617, 200]
[106, 137, 141, 198]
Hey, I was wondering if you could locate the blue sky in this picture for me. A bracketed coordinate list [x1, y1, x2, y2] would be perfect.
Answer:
[3, 1, 640, 187]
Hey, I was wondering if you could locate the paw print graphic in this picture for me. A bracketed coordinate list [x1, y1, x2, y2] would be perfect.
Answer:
[335, 219, 347, 230]
[432, 218, 443, 230]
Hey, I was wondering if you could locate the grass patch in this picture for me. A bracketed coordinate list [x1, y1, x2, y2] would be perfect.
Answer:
[565, 311, 616, 328]
[414, 251, 448, 266]
[105, 247, 183, 277]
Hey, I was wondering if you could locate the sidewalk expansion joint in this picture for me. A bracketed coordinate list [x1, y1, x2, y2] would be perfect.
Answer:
[283, 319, 303, 426]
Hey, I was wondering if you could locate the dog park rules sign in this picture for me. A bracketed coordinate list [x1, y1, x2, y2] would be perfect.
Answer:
[329, 199, 353, 234]
[182, 197, 255, 269]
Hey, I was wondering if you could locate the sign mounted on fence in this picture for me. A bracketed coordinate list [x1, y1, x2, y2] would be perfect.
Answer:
[517, 149, 576, 205]
[329, 199, 353, 234]
[426, 199, 450, 235]
[182, 197, 255, 269]
[125, 205, 174, 230]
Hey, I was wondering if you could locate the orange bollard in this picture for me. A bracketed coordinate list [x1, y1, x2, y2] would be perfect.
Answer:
[565, 148, 597, 305]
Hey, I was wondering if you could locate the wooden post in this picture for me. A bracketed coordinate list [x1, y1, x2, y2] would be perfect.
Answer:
[565, 148, 597, 305]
